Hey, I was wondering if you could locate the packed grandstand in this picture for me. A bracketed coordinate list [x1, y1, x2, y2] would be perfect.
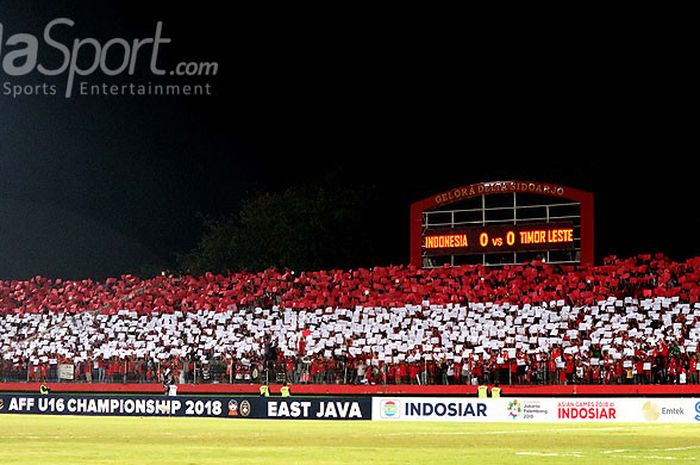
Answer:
[1, 254, 699, 386]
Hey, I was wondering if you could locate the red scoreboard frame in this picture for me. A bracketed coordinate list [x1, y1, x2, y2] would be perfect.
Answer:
[410, 180, 594, 267]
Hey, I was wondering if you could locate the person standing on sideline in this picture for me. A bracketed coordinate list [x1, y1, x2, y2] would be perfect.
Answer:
[491, 383, 501, 398]
[477, 384, 488, 399]
[259, 384, 270, 397]
[280, 382, 291, 397]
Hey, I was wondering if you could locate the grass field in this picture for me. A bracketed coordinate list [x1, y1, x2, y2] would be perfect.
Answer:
[1, 415, 699, 465]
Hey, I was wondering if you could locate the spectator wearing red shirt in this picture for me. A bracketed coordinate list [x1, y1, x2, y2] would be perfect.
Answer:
[613, 361, 623, 384]
[565, 355, 574, 384]
[547, 356, 557, 385]
[402, 362, 411, 385]
[634, 359, 645, 384]
[310, 357, 321, 384]
[472, 362, 482, 385]
[453, 361, 462, 385]
[668, 358, 678, 384]
[409, 363, 420, 385]
[83, 360, 92, 383]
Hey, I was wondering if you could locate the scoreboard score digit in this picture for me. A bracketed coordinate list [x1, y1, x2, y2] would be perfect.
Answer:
[423, 223, 575, 256]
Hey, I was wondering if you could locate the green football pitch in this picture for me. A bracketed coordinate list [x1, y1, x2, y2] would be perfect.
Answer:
[1, 415, 699, 465]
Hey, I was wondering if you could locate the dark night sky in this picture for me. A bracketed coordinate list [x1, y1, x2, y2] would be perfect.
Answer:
[0, 2, 696, 279]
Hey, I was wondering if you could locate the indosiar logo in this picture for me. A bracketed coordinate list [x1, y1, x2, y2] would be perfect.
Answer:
[381, 400, 400, 419]
[0, 18, 218, 98]
[695, 401, 700, 422]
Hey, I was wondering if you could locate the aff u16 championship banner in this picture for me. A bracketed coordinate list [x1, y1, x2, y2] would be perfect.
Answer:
[373, 397, 700, 423]
[0, 394, 371, 420]
[3, 394, 699, 422]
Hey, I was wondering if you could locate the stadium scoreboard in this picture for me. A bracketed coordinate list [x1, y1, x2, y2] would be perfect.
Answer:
[423, 223, 575, 256]
[411, 180, 594, 267]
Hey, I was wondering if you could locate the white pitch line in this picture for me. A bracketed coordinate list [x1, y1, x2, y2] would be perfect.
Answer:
[515, 452, 584, 457]
[0, 435, 93, 440]
[516, 447, 700, 462]
[602, 446, 700, 454]
[553, 426, 631, 432]
[517, 451, 697, 462]
[656, 446, 700, 452]
[614, 455, 688, 461]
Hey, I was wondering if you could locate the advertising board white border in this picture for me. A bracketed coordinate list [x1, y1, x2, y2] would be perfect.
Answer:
[372, 397, 700, 423]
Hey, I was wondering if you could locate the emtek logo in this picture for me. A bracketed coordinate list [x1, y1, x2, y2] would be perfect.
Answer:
[642, 401, 661, 421]
[381, 400, 400, 419]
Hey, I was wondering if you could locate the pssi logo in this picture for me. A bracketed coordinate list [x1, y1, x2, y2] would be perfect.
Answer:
[381, 400, 400, 418]
[507, 400, 522, 419]
[240, 400, 251, 417]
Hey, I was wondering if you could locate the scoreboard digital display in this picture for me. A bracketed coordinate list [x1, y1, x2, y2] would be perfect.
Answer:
[423, 223, 575, 256]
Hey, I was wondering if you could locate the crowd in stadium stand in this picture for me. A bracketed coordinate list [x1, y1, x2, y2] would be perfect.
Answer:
[1, 254, 700, 385]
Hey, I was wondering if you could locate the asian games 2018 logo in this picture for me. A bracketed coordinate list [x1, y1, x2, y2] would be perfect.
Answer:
[507, 399, 522, 419]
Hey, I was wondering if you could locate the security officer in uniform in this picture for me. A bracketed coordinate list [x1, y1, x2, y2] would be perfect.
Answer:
[280, 382, 291, 398]
[259, 384, 270, 397]
[39, 384, 50, 395]
[491, 383, 502, 398]
[477, 384, 488, 398]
